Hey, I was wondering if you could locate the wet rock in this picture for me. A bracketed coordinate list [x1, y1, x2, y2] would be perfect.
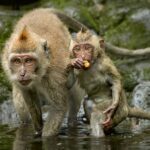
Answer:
[64, 7, 79, 18]
[0, 99, 85, 127]
[131, 9, 150, 31]
[117, 59, 150, 92]
[131, 82, 150, 129]
[0, 100, 20, 126]
[132, 81, 150, 111]
[0, 83, 11, 103]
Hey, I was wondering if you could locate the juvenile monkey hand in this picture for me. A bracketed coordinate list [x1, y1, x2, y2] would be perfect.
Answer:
[70, 58, 84, 69]
[102, 105, 116, 128]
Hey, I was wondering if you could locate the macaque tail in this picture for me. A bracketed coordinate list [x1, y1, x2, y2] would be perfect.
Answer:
[128, 106, 150, 120]
[51, 9, 88, 32]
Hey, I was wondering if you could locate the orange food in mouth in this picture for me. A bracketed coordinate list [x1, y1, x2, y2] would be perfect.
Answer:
[83, 60, 90, 68]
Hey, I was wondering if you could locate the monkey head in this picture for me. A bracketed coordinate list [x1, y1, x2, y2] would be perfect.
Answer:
[4, 26, 50, 87]
[69, 29, 105, 69]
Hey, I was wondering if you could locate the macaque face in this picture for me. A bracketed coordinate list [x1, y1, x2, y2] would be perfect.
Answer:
[72, 43, 94, 62]
[9, 53, 38, 86]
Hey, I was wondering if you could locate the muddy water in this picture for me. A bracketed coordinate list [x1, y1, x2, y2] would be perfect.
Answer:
[0, 123, 150, 150]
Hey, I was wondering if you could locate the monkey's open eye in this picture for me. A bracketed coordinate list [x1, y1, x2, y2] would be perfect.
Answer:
[11, 58, 21, 65]
[25, 58, 35, 65]
[73, 45, 80, 52]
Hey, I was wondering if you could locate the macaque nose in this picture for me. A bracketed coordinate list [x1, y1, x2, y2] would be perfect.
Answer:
[20, 67, 26, 77]
[20, 71, 26, 77]
[81, 54, 85, 59]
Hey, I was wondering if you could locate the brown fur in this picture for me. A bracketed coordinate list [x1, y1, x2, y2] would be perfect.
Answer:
[2, 8, 72, 137]
[69, 30, 150, 137]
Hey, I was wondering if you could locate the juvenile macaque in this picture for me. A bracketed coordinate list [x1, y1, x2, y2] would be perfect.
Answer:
[68, 29, 150, 137]
[2, 8, 76, 137]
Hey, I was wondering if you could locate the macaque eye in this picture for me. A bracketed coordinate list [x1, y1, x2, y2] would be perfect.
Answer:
[25, 58, 35, 64]
[84, 44, 93, 51]
[11, 58, 21, 65]
[73, 45, 80, 52]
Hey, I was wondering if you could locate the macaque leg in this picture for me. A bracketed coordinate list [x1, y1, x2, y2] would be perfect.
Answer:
[110, 100, 128, 128]
[42, 106, 66, 137]
[90, 109, 105, 137]
[128, 107, 150, 120]
[90, 101, 112, 137]
[12, 86, 30, 123]
[68, 82, 84, 127]
[22, 90, 43, 134]
[83, 97, 94, 123]
[95, 100, 128, 130]
[13, 124, 33, 150]
[68, 93, 80, 126]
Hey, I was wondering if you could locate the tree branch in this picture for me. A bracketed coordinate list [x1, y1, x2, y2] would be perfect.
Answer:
[105, 42, 150, 58]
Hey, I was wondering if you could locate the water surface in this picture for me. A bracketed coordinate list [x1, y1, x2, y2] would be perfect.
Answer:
[0, 123, 150, 150]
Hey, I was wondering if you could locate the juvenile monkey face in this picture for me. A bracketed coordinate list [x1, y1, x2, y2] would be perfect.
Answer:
[72, 43, 94, 62]
[9, 53, 38, 86]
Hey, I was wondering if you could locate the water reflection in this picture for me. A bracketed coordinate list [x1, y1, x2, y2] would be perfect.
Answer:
[8, 123, 150, 150]
[12, 124, 39, 150]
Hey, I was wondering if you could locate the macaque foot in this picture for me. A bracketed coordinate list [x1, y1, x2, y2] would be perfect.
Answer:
[91, 123, 105, 137]
[91, 112, 105, 137]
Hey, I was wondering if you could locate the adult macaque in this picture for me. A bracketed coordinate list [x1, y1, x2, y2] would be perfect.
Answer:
[1, 8, 83, 137]
[68, 29, 150, 137]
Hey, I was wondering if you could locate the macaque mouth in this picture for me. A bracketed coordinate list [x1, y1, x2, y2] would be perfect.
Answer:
[19, 79, 32, 86]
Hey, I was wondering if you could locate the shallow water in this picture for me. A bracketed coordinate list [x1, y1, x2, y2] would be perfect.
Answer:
[0, 123, 150, 150]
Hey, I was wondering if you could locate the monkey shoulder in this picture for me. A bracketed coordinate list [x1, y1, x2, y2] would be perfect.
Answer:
[102, 56, 121, 80]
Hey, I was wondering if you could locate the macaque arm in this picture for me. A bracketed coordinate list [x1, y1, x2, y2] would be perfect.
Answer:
[66, 69, 77, 89]
[103, 58, 122, 121]
[12, 85, 30, 123]
[108, 62, 122, 108]
[22, 90, 43, 134]
[66, 57, 82, 89]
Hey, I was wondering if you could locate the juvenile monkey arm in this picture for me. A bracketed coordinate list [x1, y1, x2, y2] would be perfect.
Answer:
[103, 59, 122, 125]
[108, 64, 122, 110]
[111, 78, 122, 108]
[103, 76, 122, 124]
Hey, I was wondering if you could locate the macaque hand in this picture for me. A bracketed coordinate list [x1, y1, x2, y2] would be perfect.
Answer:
[102, 105, 117, 127]
[70, 58, 83, 69]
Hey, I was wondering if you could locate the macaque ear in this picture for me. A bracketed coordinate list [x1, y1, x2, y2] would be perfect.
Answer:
[69, 39, 75, 51]
[19, 26, 29, 41]
[99, 37, 105, 49]
[42, 40, 50, 58]
[80, 27, 87, 33]
[69, 39, 76, 58]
